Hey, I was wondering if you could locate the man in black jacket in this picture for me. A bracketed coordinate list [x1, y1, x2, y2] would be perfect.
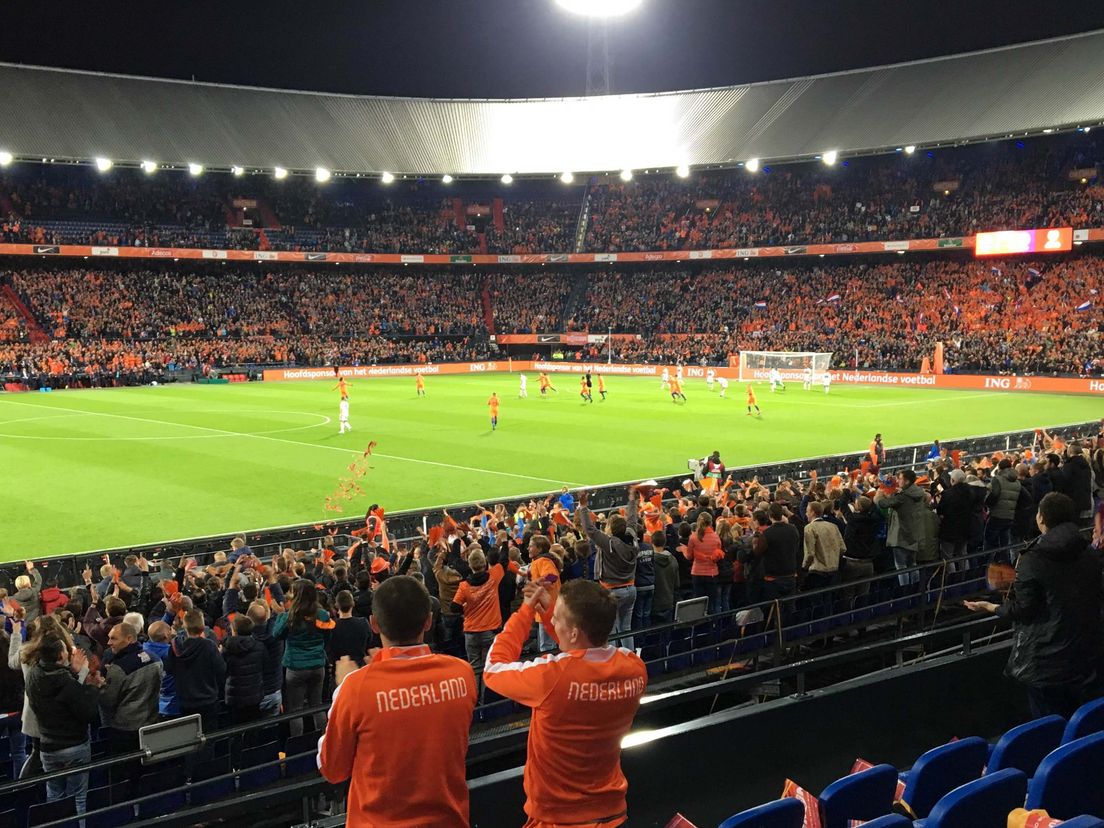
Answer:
[966, 492, 1104, 717]
[1057, 444, 1094, 525]
[166, 610, 226, 734]
[248, 603, 285, 716]
[937, 469, 974, 571]
[222, 615, 265, 725]
[753, 503, 801, 603]
[26, 637, 104, 816]
[839, 496, 880, 591]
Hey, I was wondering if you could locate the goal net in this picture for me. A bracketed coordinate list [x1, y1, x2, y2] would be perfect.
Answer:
[737, 351, 833, 382]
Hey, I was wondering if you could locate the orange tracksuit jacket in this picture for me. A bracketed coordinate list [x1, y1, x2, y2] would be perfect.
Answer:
[317, 644, 477, 827]
[483, 604, 648, 826]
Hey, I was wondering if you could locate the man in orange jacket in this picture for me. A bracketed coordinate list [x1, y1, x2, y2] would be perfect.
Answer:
[318, 576, 476, 827]
[484, 580, 648, 828]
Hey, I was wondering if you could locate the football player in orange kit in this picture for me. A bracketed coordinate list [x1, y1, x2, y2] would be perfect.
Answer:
[746, 384, 761, 417]
[484, 579, 647, 828]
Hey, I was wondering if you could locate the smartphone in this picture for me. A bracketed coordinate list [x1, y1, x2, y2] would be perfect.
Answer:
[540, 574, 559, 585]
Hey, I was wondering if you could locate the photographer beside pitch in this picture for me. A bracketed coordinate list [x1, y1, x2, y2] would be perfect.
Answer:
[484, 574, 648, 828]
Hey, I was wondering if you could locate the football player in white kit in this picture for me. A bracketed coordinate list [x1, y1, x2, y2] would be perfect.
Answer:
[803, 367, 812, 390]
[769, 367, 784, 392]
[661, 367, 670, 389]
[339, 396, 351, 433]
[706, 368, 716, 391]
[821, 371, 832, 394]
[518, 373, 528, 398]
[716, 376, 729, 398]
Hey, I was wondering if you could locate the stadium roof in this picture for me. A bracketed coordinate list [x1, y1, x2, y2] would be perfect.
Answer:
[2, 29, 1104, 177]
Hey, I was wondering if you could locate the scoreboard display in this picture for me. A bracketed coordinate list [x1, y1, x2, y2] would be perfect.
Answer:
[974, 227, 1073, 256]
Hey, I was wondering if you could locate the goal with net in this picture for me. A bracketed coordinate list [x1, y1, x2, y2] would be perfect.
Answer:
[737, 351, 833, 382]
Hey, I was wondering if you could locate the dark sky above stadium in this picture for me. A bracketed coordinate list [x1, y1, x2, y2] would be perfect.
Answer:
[3, 0, 1103, 98]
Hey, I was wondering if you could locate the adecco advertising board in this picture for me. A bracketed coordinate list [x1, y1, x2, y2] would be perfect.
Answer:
[264, 361, 1104, 395]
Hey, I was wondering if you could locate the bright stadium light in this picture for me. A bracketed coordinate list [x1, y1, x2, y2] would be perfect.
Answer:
[822, 150, 838, 166]
[315, 167, 331, 183]
[745, 157, 760, 172]
[556, 0, 643, 17]
[381, 171, 395, 184]
[442, 174, 454, 184]
[188, 163, 204, 176]
[94, 157, 113, 172]
[560, 171, 575, 184]
[140, 160, 157, 174]
[675, 163, 690, 178]
[273, 166, 288, 180]
[0, 151, 14, 166]
[904, 145, 916, 155]
[231, 165, 245, 177]
[501, 174, 514, 185]
[619, 169, 633, 181]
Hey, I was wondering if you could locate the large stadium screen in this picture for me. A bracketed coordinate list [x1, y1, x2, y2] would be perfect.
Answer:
[974, 227, 1072, 256]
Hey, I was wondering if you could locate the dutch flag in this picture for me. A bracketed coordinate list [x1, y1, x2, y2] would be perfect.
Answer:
[1027, 268, 1041, 277]
[990, 266, 1002, 276]
[1076, 300, 1092, 312]
[827, 294, 841, 303]
[754, 301, 767, 308]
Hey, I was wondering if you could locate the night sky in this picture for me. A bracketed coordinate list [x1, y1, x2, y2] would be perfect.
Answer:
[2, 0, 1103, 98]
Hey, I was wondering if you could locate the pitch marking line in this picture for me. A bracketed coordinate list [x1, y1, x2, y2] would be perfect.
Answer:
[0, 399, 583, 488]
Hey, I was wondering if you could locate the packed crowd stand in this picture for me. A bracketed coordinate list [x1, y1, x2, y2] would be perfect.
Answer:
[0, 425, 1101, 822]
[1, 135, 1102, 258]
[0, 251, 1102, 380]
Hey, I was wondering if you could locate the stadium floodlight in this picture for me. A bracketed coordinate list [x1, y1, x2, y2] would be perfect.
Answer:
[94, 157, 113, 172]
[501, 173, 514, 184]
[0, 151, 13, 167]
[745, 157, 760, 172]
[555, 0, 643, 17]
[822, 150, 838, 166]
[273, 166, 288, 180]
[231, 165, 245, 177]
[442, 174, 454, 184]
[560, 171, 575, 184]
[619, 169, 633, 181]
[381, 171, 395, 184]
[140, 160, 157, 174]
[188, 163, 204, 176]
[904, 145, 916, 155]
[675, 163, 690, 178]
[315, 167, 331, 183]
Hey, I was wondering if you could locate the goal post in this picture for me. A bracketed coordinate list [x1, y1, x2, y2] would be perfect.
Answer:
[737, 351, 833, 382]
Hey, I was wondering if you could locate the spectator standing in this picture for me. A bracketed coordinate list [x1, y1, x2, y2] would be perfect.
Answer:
[11, 561, 42, 624]
[222, 615, 266, 726]
[99, 622, 162, 787]
[986, 459, 1022, 551]
[1056, 443, 1094, 525]
[875, 469, 931, 587]
[248, 602, 285, 716]
[650, 531, 680, 623]
[273, 580, 333, 737]
[840, 495, 880, 586]
[166, 609, 226, 735]
[318, 576, 476, 828]
[328, 590, 371, 667]
[450, 548, 505, 699]
[936, 469, 973, 570]
[141, 620, 178, 718]
[801, 502, 844, 592]
[684, 513, 725, 614]
[25, 634, 103, 817]
[579, 488, 641, 650]
[528, 536, 562, 651]
[753, 504, 802, 602]
[966, 492, 1104, 717]
[0, 615, 27, 779]
[485, 580, 647, 827]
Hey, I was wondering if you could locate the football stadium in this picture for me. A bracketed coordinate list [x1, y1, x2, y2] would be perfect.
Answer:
[1, 2, 1104, 827]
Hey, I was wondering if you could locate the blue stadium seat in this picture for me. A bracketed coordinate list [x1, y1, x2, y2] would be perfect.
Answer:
[0, 810, 14, 828]
[859, 816, 912, 828]
[919, 768, 1027, 828]
[819, 764, 898, 828]
[137, 789, 188, 820]
[282, 733, 321, 778]
[899, 737, 988, 819]
[987, 716, 1065, 777]
[1025, 732, 1104, 819]
[1062, 699, 1104, 745]
[237, 741, 282, 789]
[718, 798, 805, 828]
[28, 796, 76, 826]
[1057, 817, 1104, 828]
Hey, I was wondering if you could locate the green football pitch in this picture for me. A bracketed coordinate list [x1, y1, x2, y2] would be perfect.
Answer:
[0, 375, 1099, 559]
